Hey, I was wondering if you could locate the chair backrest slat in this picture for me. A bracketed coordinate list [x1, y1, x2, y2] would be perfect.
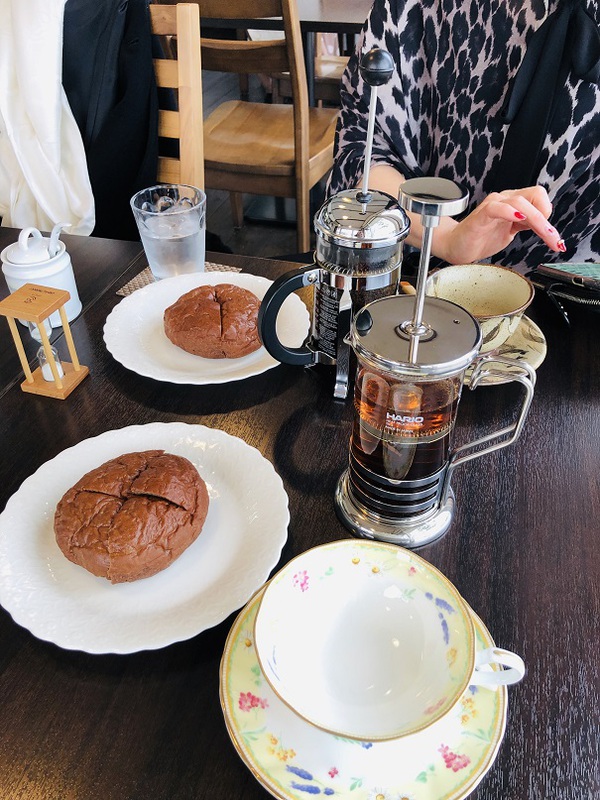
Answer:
[180, 0, 283, 20]
[153, 58, 179, 88]
[150, 4, 180, 34]
[157, 156, 182, 183]
[149, 3, 204, 189]
[158, 109, 180, 138]
[200, 38, 289, 75]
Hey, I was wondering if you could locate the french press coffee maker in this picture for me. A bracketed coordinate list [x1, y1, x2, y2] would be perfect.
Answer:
[334, 177, 536, 548]
[258, 48, 410, 399]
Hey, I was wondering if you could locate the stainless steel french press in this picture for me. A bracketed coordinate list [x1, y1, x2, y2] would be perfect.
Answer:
[258, 48, 410, 399]
[334, 177, 537, 547]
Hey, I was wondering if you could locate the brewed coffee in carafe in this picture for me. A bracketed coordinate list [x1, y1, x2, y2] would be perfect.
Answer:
[335, 178, 536, 547]
[338, 293, 480, 531]
[352, 368, 462, 485]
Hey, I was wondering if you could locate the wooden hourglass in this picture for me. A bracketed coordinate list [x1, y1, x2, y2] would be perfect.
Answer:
[0, 282, 89, 399]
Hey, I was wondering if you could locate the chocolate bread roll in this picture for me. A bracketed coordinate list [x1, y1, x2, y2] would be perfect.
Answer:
[164, 283, 261, 359]
[54, 450, 209, 583]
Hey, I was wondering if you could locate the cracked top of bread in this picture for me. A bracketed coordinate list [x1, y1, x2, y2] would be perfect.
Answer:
[54, 450, 209, 583]
[163, 283, 261, 358]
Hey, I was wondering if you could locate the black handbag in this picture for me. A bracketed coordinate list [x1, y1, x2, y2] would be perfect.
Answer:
[490, 0, 600, 192]
[527, 262, 600, 324]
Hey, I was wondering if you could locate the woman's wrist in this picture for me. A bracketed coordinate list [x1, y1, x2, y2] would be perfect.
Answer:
[368, 165, 475, 264]
[368, 165, 461, 263]
[430, 220, 460, 264]
[406, 217, 459, 263]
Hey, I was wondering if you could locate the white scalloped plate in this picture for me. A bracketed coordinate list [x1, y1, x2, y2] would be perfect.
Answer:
[0, 423, 289, 654]
[103, 271, 310, 384]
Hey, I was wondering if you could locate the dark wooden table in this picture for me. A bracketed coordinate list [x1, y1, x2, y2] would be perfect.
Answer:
[0, 228, 598, 799]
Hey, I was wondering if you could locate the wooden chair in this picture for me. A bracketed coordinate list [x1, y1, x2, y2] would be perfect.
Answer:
[313, 53, 349, 105]
[273, 34, 349, 107]
[149, 3, 204, 188]
[195, 0, 339, 253]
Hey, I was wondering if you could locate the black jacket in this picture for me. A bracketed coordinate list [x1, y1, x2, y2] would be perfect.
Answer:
[63, 0, 158, 241]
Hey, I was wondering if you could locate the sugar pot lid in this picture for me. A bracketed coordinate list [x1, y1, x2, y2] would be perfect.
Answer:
[314, 189, 410, 251]
[349, 294, 482, 378]
[3, 223, 69, 265]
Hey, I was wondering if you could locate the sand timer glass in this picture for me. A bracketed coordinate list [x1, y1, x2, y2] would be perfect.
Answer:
[0, 283, 89, 399]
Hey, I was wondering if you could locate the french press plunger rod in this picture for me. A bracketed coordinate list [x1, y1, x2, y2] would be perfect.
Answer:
[334, 177, 536, 548]
[258, 49, 410, 399]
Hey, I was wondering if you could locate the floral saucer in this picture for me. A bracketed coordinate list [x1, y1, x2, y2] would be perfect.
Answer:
[220, 587, 507, 800]
[465, 315, 547, 387]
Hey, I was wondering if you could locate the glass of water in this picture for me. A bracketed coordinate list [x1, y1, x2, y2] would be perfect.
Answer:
[130, 184, 206, 280]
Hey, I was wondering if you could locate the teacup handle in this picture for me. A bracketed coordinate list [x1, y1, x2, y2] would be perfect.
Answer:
[470, 646, 526, 688]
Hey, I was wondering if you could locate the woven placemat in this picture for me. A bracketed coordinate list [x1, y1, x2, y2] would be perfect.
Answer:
[116, 262, 242, 296]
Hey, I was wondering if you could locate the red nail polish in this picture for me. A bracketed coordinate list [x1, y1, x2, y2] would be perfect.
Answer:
[557, 239, 567, 252]
[514, 211, 527, 221]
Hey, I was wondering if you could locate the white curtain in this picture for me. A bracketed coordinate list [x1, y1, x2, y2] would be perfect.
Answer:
[0, 0, 94, 234]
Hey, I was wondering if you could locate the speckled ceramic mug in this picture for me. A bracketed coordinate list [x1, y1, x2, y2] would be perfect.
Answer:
[426, 263, 534, 353]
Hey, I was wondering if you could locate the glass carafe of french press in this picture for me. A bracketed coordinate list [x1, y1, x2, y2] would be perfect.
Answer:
[334, 178, 536, 547]
[258, 49, 410, 399]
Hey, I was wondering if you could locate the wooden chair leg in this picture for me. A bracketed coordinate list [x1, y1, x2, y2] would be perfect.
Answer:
[238, 74, 249, 100]
[237, 29, 250, 100]
[296, 189, 311, 253]
[272, 77, 281, 104]
[230, 193, 244, 228]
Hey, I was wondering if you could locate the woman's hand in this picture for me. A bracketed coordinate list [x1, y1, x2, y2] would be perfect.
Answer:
[436, 186, 565, 265]
[368, 167, 566, 264]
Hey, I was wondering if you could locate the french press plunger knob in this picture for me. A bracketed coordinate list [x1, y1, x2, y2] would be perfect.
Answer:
[397, 177, 469, 348]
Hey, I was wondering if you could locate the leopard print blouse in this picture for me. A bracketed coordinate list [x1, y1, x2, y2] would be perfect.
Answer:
[329, 0, 600, 268]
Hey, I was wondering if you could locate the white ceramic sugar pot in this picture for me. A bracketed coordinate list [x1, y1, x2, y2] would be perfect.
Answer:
[1, 223, 82, 327]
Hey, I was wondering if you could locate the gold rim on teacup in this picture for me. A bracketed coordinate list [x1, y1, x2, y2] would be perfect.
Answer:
[254, 539, 476, 742]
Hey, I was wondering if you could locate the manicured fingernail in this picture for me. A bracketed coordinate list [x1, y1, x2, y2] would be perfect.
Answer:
[557, 239, 567, 252]
[514, 211, 527, 220]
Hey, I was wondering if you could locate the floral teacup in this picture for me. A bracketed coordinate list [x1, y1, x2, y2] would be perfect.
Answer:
[254, 540, 524, 741]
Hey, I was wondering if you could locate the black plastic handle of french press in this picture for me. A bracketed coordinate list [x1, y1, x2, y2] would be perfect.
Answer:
[258, 266, 320, 366]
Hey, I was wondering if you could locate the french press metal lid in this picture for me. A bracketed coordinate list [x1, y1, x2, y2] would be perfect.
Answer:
[350, 295, 481, 377]
[313, 188, 409, 278]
